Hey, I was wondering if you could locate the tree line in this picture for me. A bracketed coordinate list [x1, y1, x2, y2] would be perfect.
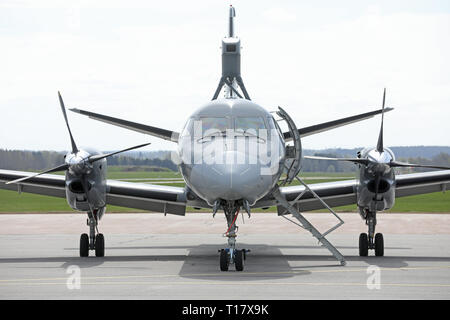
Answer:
[0, 149, 449, 173]
[0, 149, 177, 172]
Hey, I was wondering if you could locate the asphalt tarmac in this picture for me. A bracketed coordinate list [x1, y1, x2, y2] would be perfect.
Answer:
[0, 213, 449, 299]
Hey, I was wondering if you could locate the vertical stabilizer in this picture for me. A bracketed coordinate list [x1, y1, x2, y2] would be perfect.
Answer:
[229, 5, 236, 37]
[212, 5, 251, 100]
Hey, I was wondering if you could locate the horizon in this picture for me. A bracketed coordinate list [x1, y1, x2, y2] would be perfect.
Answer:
[2, 145, 450, 153]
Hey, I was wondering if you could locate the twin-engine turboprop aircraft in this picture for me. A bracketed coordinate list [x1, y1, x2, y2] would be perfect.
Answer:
[1, 6, 450, 271]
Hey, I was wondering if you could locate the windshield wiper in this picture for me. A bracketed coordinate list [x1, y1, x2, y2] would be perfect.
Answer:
[197, 130, 228, 142]
[234, 130, 266, 143]
[197, 130, 266, 143]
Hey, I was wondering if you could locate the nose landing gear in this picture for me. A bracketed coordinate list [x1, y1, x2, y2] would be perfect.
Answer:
[218, 203, 250, 271]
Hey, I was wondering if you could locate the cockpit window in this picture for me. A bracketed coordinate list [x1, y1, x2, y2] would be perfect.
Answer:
[268, 116, 283, 139]
[200, 117, 229, 136]
[181, 118, 193, 137]
[234, 117, 266, 132]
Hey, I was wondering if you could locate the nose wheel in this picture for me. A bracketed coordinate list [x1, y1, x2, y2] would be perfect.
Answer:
[234, 249, 245, 271]
[219, 249, 229, 271]
[218, 203, 250, 271]
[219, 248, 249, 271]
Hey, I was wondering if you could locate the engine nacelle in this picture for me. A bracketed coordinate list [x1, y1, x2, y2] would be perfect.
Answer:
[64, 149, 108, 214]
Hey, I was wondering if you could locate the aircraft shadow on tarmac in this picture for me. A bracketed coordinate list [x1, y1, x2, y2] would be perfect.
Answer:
[0, 243, 448, 280]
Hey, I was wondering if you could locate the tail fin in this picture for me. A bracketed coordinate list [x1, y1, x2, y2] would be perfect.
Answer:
[229, 5, 236, 37]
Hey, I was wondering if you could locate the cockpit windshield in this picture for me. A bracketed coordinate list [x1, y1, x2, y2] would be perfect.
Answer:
[199, 117, 229, 137]
[234, 117, 266, 132]
[186, 116, 270, 141]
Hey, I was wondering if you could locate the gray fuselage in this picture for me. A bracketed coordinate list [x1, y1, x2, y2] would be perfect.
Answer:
[178, 98, 286, 206]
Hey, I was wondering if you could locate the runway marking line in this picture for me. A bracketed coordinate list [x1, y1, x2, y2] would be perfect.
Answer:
[0, 265, 449, 285]
[0, 281, 450, 288]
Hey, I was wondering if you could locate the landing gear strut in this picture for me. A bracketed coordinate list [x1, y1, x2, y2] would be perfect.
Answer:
[359, 210, 384, 256]
[79, 211, 105, 257]
[218, 202, 249, 271]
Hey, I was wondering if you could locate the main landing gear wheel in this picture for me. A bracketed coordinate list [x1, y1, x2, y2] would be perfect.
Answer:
[375, 233, 384, 256]
[80, 233, 89, 257]
[95, 233, 105, 257]
[80, 214, 105, 258]
[359, 233, 368, 257]
[220, 249, 229, 271]
[235, 249, 244, 271]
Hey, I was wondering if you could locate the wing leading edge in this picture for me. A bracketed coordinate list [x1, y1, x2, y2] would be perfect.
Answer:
[284, 107, 394, 140]
[70, 108, 179, 142]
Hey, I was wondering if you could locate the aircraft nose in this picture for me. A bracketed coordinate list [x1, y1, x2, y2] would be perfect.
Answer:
[188, 150, 274, 205]
[221, 152, 267, 200]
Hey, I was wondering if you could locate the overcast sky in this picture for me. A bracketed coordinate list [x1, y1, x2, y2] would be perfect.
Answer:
[1, 0, 449, 153]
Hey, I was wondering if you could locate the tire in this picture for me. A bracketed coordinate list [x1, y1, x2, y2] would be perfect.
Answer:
[235, 250, 244, 271]
[359, 233, 369, 257]
[375, 233, 384, 256]
[220, 249, 229, 271]
[80, 233, 89, 257]
[95, 233, 105, 257]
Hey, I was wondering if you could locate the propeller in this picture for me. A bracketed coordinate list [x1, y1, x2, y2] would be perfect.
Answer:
[7, 92, 150, 192]
[59, 91, 78, 154]
[304, 88, 450, 191]
[376, 88, 386, 153]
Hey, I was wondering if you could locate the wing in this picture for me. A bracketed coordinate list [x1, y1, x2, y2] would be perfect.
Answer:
[0, 169, 189, 215]
[283, 107, 394, 140]
[395, 170, 450, 198]
[70, 108, 179, 143]
[254, 170, 450, 213]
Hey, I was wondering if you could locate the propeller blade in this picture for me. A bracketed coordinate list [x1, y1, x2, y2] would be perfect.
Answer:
[79, 175, 94, 214]
[304, 155, 369, 166]
[88, 143, 151, 163]
[58, 91, 78, 154]
[6, 163, 69, 185]
[376, 88, 386, 153]
[389, 160, 450, 170]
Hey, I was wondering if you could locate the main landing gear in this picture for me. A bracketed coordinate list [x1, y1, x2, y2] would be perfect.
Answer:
[359, 210, 384, 257]
[80, 211, 105, 257]
[218, 203, 250, 271]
